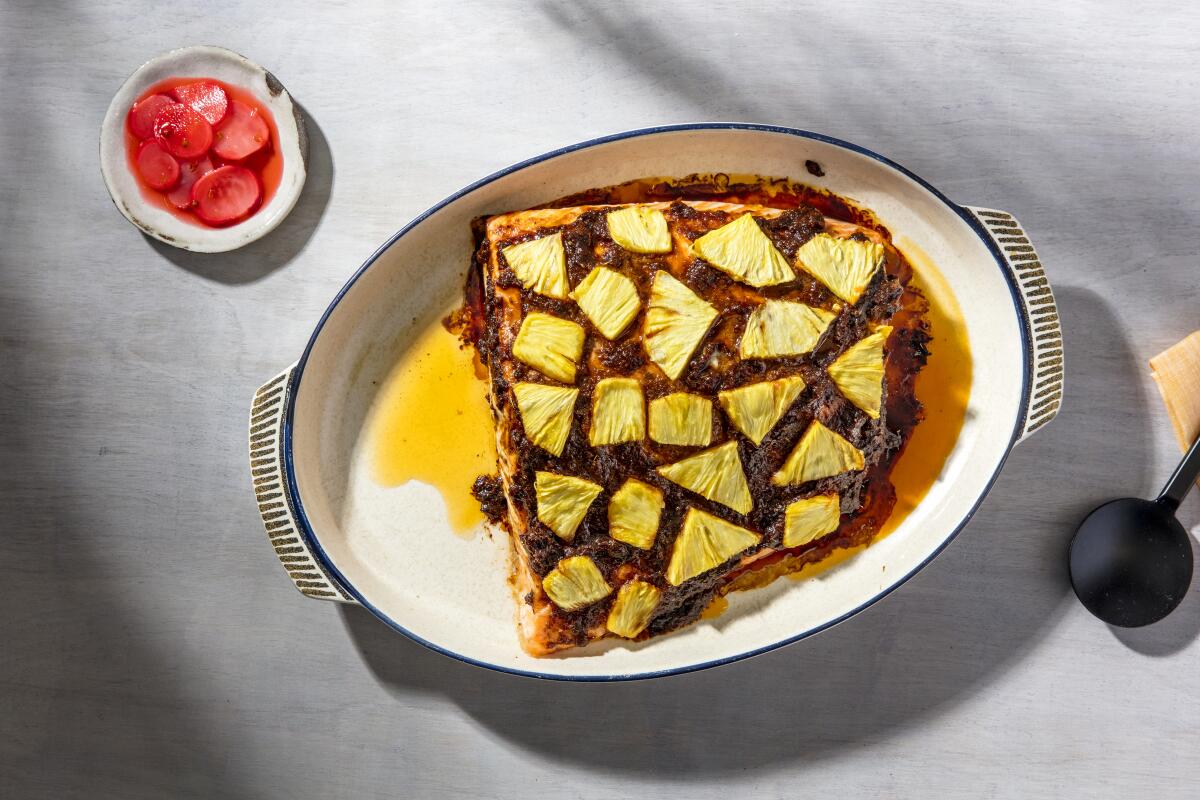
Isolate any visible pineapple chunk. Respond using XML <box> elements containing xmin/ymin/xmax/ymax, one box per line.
<box><xmin>570</xmin><ymin>267</ymin><xmax>640</xmax><ymax>339</ymax></box>
<box><xmin>512</xmin><ymin>383</ymin><xmax>578</xmax><ymax>456</ymax></box>
<box><xmin>589</xmin><ymin>378</ymin><xmax>645</xmax><ymax>446</ymax></box>
<box><xmin>783</xmin><ymin>493</ymin><xmax>841</xmax><ymax>549</ymax></box>
<box><xmin>648</xmin><ymin>392</ymin><xmax>712</xmax><ymax>446</ymax></box>
<box><xmin>535</xmin><ymin>471</ymin><xmax>603</xmax><ymax>542</ymax></box>
<box><xmin>795</xmin><ymin>233</ymin><xmax>883</xmax><ymax>304</ymax></box>
<box><xmin>502</xmin><ymin>233</ymin><xmax>568</xmax><ymax>299</ymax></box>
<box><xmin>771</xmin><ymin>421</ymin><xmax>865</xmax><ymax>486</ymax></box>
<box><xmin>718</xmin><ymin>376</ymin><xmax>806</xmax><ymax>445</ymax></box>
<box><xmin>512</xmin><ymin>312</ymin><xmax>585</xmax><ymax>384</ymax></box>
<box><xmin>542</xmin><ymin>555</ymin><xmax>611</xmax><ymax>611</ymax></box>
<box><xmin>657</xmin><ymin>440</ymin><xmax>753</xmax><ymax>514</ymax></box>
<box><xmin>666</xmin><ymin>508</ymin><xmax>761</xmax><ymax>586</ymax></box>
<box><xmin>644</xmin><ymin>271</ymin><xmax>718</xmax><ymax>380</ymax></box>
<box><xmin>692</xmin><ymin>213</ymin><xmax>795</xmax><ymax>287</ymax></box>
<box><xmin>608</xmin><ymin>479</ymin><xmax>665</xmax><ymax>549</ymax></box>
<box><xmin>607</xmin><ymin>206</ymin><xmax>672</xmax><ymax>254</ymax></box>
<box><xmin>740</xmin><ymin>300</ymin><xmax>836</xmax><ymax>359</ymax></box>
<box><xmin>829</xmin><ymin>326</ymin><xmax>892</xmax><ymax>419</ymax></box>
<box><xmin>606</xmin><ymin>580</ymin><xmax>662</xmax><ymax>638</ymax></box>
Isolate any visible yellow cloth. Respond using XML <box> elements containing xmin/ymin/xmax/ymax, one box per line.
<box><xmin>1150</xmin><ymin>331</ymin><xmax>1200</xmax><ymax>459</ymax></box>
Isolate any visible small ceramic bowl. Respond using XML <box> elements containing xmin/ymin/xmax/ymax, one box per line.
<box><xmin>99</xmin><ymin>45</ymin><xmax>308</xmax><ymax>253</ymax></box>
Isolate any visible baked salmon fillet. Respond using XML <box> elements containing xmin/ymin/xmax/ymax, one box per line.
<box><xmin>467</xmin><ymin>199</ymin><xmax>926</xmax><ymax>655</ymax></box>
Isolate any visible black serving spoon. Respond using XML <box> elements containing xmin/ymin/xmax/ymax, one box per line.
<box><xmin>1069</xmin><ymin>432</ymin><xmax>1199</xmax><ymax>626</ymax></box>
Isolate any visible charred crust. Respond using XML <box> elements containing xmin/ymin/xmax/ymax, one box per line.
<box><xmin>471</xmin><ymin>475</ymin><xmax>507</xmax><ymax>524</ymax></box>
<box><xmin>597</xmin><ymin>339</ymin><xmax>647</xmax><ymax>372</ymax></box>
<box><xmin>760</xmin><ymin>205</ymin><xmax>826</xmax><ymax>260</ymax></box>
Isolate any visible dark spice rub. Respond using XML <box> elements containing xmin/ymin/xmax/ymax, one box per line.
<box><xmin>463</xmin><ymin>178</ymin><xmax>929</xmax><ymax>655</ymax></box>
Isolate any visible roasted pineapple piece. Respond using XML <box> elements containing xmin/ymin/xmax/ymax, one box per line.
<box><xmin>644</xmin><ymin>271</ymin><xmax>718</xmax><ymax>380</ymax></box>
<box><xmin>512</xmin><ymin>312</ymin><xmax>585</xmax><ymax>384</ymax></box>
<box><xmin>795</xmin><ymin>233</ymin><xmax>883</xmax><ymax>304</ymax></box>
<box><xmin>657</xmin><ymin>440</ymin><xmax>753</xmax><ymax>514</ymax></box>
<box><xmin>828</xmin><ymin>326</ymin><xmax>892</xmax><ymax>419</ymax></box>
<box><xmin>589</xmin><ymin>378</ymin><xmax>645</xmax><ymax>446</ymax></box>
<box><xmin>666</xmin><ymin>508</ymin><xmax>761</xmax><ymax>586</ymax></box>
<box><xmin>783</xmin><ymin>493</ymin><xmax>842</xmax><ymax>549</ymax></box>
<box><xmin>542</xmin><ymin>555</ymin><xmax>612</xmax><ymax>611</ymax></box>
<box><xmin>740</xmin><ymin>300</ymin><xmax>836</xmax><ymax>359</ymax></box>
<box><xmin>717</xmin><ymin>376</ymin><xmax>806</xmax><ymax>445</ymax></box>
<box><xmin>535</xmin><ymin>471</ymin><xmax>603</xmax><ymax>542</ymax></box>
<box><xmin>692</xmin><ymin>213</ymin><xmax>796</xmax><ymax>287</ymax></box>
<box><xmin>606</xmin><ymin>580</ymin><xmax>662</xmax><ymax>638</ymax></box>
<box><xmin>771</xmin><ymin>421</ymin><xmax>865</xmax><ymax>486</ymax></box>
<box><xmin>512</xmin><ymin>383</ymin><xmax>579</xmax><ymax>456</ymax></box>
<box><xmin>502</xmin><ymin>233</ymin><xmax>569</xmax><ymax>299</ymax></box>
<box><xmin>608</xmin><ymin>478</ymin><xmax>665</xmax><ymax>549</ymax></box>
<box><xmin>648</xmin><ymin>392</ymin><xmax>713</xmax><ymax>447</ymax></box>
<box><xmin>570</xmin><ymin>267</ymin><xmax>641</xmax><ymax>339</ymax></box>
<box><xmin>606</xmin><ymin>206</ymin><xmax>672</xmax><ymax>254</ymax></box>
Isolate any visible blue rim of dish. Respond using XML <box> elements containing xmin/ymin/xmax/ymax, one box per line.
<box><xmin>280</xmin><ymin>122</ymin><xmax>1032</xmax><ymax>681</ymax></box>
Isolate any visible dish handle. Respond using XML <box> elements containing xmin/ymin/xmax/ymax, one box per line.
<box><xmin>963</xmin><ymin>206</ymin><xmax>1065</xmax><ymax>443</ymax></box>
<box><xmin>249</xmin><ymin>367</ymin><xmax>357</xmax><ymax>604</ymax></box>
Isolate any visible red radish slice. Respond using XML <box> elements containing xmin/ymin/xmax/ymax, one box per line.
<box><xmin>167</xmin><ymin>156</ymin><xmax>214</xmax><ymax>209</ymax></box>
<box><xmin>153</xmin><ymin>104</ymin><xmax>213</xmax><ymax>159</ymax></box>
<box><xmin>136</xmin><ymin>140</ymin><xmax>180</xmax><ymax>190</ymax></box>
<box><xmin>192</xmin><ymin>165</ymin><xmax>261</xmax><ymax>225</ymax></box>
<box><xmin>128</xmin><ymin>94</ymin><xmax>178</xmax><ymax>139</ymax></box>
<box><xmin>172</xmin><ymin>80</ymin><xmax>229</xmax><ymax>125</ymax></box>
<box><xmin>212</xmin><ymin>101</ymin><xmax>270</xmax><ymax>160</ymax></box>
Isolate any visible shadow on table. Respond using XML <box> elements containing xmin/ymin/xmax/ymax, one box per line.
<box><xmin>0</xmin><ymin>324</ymin><xmax>260</xmax><ymax>795</ymax></box>
<box><xmin>148</xmin><ymin>104</ymin><xmax>333</xmax><ymax>285</ymax></box>
<box><xmin>340</xmin><ymin>287</ymin><xmax>1159</xmax><ymax>776</ymax></box>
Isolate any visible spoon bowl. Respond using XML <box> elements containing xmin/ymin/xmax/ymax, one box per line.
<box><xmin>1069</xmin><ymin>497</ymin><xmax>1193</xmax><ymax>627</ymax></box>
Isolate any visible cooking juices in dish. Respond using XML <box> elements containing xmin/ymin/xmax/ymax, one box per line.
<box><xmin>370</xmin><ymin>321</ymin><xmax>497</xmax><ymax>534</ymax></box>
<box><xmin>124</xmin><ymin>77</ymin><xmax>282</xmax><ymax>227</ymax></box>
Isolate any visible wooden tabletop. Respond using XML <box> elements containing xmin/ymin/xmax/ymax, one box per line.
<box><xmin>2</xmin><ymin>1</ymin><xmax>1198</xmax><ymax>797</ymax></box>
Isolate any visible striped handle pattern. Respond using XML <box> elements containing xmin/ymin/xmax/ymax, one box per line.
<box><xmin>964</xmin><ymin>206</ymin><xmax>1065</xmax><ymax>442</ymax></box>
<box><xmin>249</xmin><ymin>369</ymin><xmax>355</xmax><ymax>602</ymax></box>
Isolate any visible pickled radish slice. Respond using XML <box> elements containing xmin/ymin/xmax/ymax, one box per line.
<box><xmin>135</xmin><ymin>140</ymin><xmax>180</xmax><ymax>190</ymax></box>
<box><xmin>128</xmin><ymin>94</ymin><xmax>178</xmax><ymax>139</ymax></box>
<box><xmin>153</xmin><ymin>104</ymin><xmax>213</xmax><ymax>159</ymax></box>
<box><xmin>212</xmin><ymin>101</ymin><xmax>270</xmax><ymax>160</ymax></box>
<box><xmin>124</xmin><ymin>77</ymin><xmax>280</xmax><ymax>229</ymax></box>
<box><xmin>172</xmin><ymin>80</ymin><xmax>229</xmax><ymax>125</ymax></box>
<box><xmin>192</xmin><ymin>165</ymin><xmax>261</xmax><ymax>225</ymax></box>
<box><xmin>167</xmin><ymin>156</ymin><xmax>214</xmax><ymax>210</ymax></box>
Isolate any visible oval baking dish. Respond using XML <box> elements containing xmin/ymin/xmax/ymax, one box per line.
<box><xmin>247</xmin><ymin>124</ymin><xmax>1063</xmax><ymax>680</ymax></box>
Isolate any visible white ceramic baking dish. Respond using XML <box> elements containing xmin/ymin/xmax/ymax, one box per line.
<box><xmin>247</xmin><ymin>124</ymin><xmax>1063</xmax><ymax>680</ymax></box>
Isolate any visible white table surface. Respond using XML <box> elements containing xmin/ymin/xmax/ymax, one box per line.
<box><xmin>3</xmin><ymin>1</ymin><xmax>1199</xmax><ymax>797</ymax></box>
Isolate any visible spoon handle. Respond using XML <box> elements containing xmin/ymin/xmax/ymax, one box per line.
<box><xmin>1157</xmin><ymin>431</ymin><xmax>1200</xmax><ymax>512</ymax></box>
